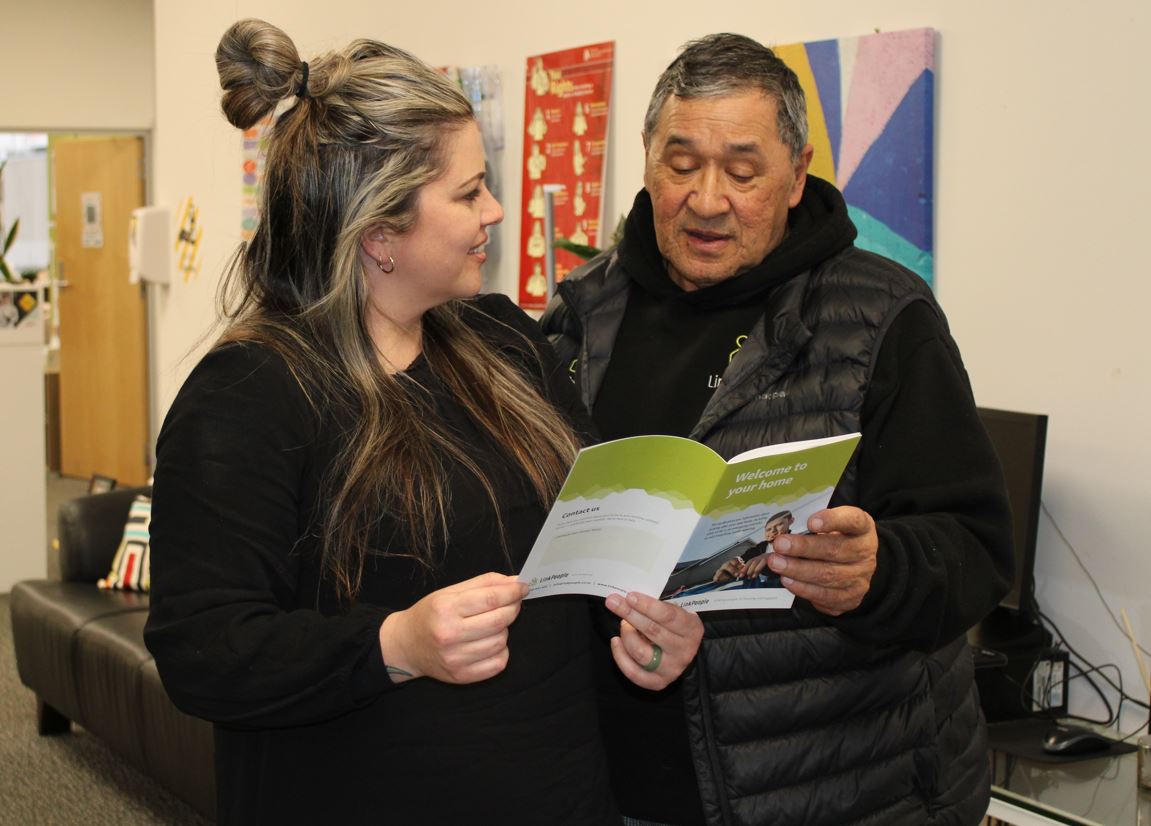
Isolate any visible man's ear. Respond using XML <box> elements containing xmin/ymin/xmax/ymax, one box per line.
<box><xmin>642</xmin><ymin>130</ymin><xmax>655</xmax><ymax>192</ymax></box>
<box><xmin>788</xmin><ymin>144</ymin><xmax>815</xmax><ymax>208</ymax></box>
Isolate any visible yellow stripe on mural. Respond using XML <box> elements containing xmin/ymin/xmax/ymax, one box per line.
<box><xmin>773</xmin><ymin>43</ymin><xmax>836</xmax><ymax>185</ymax></box>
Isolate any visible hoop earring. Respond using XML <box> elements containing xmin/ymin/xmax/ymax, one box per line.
<box><xmin>377</xmin><ymin>256</ymin><xmax>395</xmax><ymax>274</ymax></box>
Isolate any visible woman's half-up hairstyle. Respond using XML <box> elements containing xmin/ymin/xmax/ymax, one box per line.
<box><xmin>214</xmin><ymin>20</ymin><xmax>581</xmax><ymax>600</ymax></box>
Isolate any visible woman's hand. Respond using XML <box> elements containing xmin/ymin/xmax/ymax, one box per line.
<box><xmin>605</xmin><ymin>592</ymin><xmax>704</xmax><ymax>690</ymax></box>
<box><xmin>378</xmin><ymin>572</ymin><xmax>528</xmax><ymax>684</ymax></box>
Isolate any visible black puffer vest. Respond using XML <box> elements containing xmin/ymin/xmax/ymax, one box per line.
<box><xmin>542</xmin><ymin>246</ymin><xmax>990</xmax><ymax>826</ymax></box>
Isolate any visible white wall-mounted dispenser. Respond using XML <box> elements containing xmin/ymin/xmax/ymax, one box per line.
<box><xmin>128</xmin><ymin>206</ymin><xmax>171</xmax><ymax>285</ymax></box>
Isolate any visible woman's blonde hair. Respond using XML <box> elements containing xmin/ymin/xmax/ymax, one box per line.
<box><xmin>214</xmin><ymin>19</ymin><xmax>581</xmax><ymax>599</ymax></box>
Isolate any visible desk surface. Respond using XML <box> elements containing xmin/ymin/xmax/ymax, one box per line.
<box><xmin>991</xmin><ymin>746</ymin><xmax>1150</xmax><ymax>825</ymax></box>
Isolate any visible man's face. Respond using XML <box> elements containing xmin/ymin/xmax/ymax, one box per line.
<box><xmin>764</xmin><ymin>516</ymin><xmax>793</xmax><ymax>542</ymax></box>
<box><xmin>643</xmin><ymin>91</ymin><xmax>813</xmax><ymax>292</ymax></box>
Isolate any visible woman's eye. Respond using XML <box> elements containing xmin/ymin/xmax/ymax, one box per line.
<box><xmin>463</xmin><ymin>188</ymin><xmax>482</xmax><ymax>202</ymax></box>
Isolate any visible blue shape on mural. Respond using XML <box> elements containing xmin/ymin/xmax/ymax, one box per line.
<box><xmin>842</xmin><ymin>71</ymin><xmax>934</xmax><ymax>252</ymax></box>
<box><xmin>848</xmin><ymin>205</ymin><xmax>934</xmax><ymax>287</ymax></box>
<box><xmin>804</xmin><ymin>40</ymin><xmax>843</xmax><ymax>169</ymax></box>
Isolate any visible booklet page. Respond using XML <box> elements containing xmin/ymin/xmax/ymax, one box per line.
<box><xmin>519</xmin><ymin>432</ymin><xmax>860</xmax><ymax>611</ymax></box>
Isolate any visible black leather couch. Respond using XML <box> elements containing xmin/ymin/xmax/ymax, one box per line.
<box><xmin>9</xmin><ymin>487</ymin><xmax>215</xmax><ymax>819</ymax></box>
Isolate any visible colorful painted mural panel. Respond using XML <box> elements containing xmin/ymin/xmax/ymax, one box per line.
<box><xmin>779</xmin><ymin>27</ymin><xmax>935</xmax><ymax>287</ymax></box>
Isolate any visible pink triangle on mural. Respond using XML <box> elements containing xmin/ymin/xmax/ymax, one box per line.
<box><xmin>837</xmin><ymin>28</ymin><xmax>933</xmax><ymax>189</ymax></box>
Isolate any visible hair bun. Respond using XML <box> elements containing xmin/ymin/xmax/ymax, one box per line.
<box><xmin>216</xmin><ymin>18</ymin><xmax>303</xmax><ymax>129</ymax></box>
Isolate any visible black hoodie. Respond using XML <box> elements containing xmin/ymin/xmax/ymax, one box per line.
<box><xmin>594</xmin><ymin>176</ymin><xmax>856</xmax><ymax>440</ymax></box>
<box><xmin>588</xmin><ymin>178</ymin><xmax>1011</xmax><ymax>825</ymax></box>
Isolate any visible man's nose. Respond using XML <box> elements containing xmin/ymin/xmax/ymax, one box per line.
<box><xmin>688</xmin><ymin>167</ymin><xmax>730</xmax><ymax>218</ymax></box>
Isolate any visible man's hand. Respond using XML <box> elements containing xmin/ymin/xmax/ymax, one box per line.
<box><xmin>604</xmin><ymin>592</ymin><xmax>704</xmax><ymax>690</ymax></box>
<box><xmin>765</xmin><ymin>506</ymin><xmax>878</xmax><ymax>616</ymax></box>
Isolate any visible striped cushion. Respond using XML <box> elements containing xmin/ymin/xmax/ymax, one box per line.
<box><xmin>98</xmin><ymin>495</ymin><xmax>151</xmax><ymax>592</ymax></box>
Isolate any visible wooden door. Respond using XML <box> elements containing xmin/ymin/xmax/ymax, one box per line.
<box><xmin>54</xmin><ymin>136</ymin><xmax>149</xmax><ymax>485</ymax></box>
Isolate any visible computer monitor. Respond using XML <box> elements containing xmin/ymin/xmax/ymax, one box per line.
<box><xmin>976</xmin><ymin>407</ymin><xmax>1049</xmax><ymax>620</ymax></box>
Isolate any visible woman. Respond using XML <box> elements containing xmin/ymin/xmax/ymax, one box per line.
<box><xmin>144</xmin><ymin>20</ymin><xmax>702</xmax><ymax>825</ymax></box>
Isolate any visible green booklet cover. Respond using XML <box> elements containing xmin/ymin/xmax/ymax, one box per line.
<box><xmin>519</xmin><ymin>432</ymin><xmax>861</xmax><ymax>611</ymax></box>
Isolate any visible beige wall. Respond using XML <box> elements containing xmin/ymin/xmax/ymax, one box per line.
<box><xmin>143</xmin><ymin>0</ymin><xmax>1149</xmax><ymax>728</ymax></box>
<box><xmin>4</xmin><ymin>0</ymin><xmax>154</xmax><ymax>131</ymax></box>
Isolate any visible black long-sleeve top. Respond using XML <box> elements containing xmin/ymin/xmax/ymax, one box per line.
<box><xmin>144</xmin><ymin>295</ymin><xmax>618</xmax><ymax>825</ymax></box>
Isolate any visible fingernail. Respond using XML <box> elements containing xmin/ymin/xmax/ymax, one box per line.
<box><xmin>774</xmin><ymin>537</ymin><xmax>791</xmax><ymax>553</ymax></box>
<box><xmin>810</xmin><ymin>517</ymin><xmax>823</xmax><ymax>532</ymax></box>
<box><xmin>605</xmin><ymin>594</ymin><xmax>622</xmax><ymax>611</ymax></box>
<box><xmin>769</xmin><ymin>554</ymin><xmax>786</xmax><ymax>571</ymax></box>
<box><xmin>626</xmin><ymin>593</ymin><xmax>640</xmax><ymax>606</ymax></box>
<box><xmin>781</xmin><ymin>577</ymin><xmax>794</xmax><ymax>586</ymax></box>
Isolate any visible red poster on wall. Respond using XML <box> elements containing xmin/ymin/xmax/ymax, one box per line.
<box><xmin>517</xmin><ymin>42</ymin><xmax>614</xmax><ymax>310</ymax></box>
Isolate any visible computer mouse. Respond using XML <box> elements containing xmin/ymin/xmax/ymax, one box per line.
<box><xmin>1041</xmin><ymin>724</ymin><xmax>1113</xmax><ymax>755</ymax></box>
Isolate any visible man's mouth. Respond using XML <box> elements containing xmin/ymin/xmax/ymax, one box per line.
<box><xmin>686</xmin><ymin>229</ymin><xmax>729</xmax><ymax>241</ymax></box>
<box><xmin>684</xmin><ymin>228</ymin><xmax>732</xmax><ymax>249</ymax></box>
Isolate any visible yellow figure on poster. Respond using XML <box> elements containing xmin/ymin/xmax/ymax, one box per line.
<box><xmin>530</xmin><ymin>58</ymin><xmax>549</xmax><ymax>96</ymax></box>
<box><xmin>525</xmin><ymin>262</ymin><xmax>546</xmax><ymax>297</ymax></box>
<box><xmin>528</xmin><ymin>107</ymin><xmax>547</xmax><ymax>141</ymax></box>
<box><xmin>527</xmin><ymin>220</ymin><xmax>547</xmax><ymax>258</ymax></box>
<box><xmin>570</xmin><ymin>220</ymin><xmax>589</xmax><ymax>246</ymax></box>
<box><xmin>572</xmin><ymin>140</ymin><xmax>586</xmax><ymax>176</ymax></box>
<box><xmin>573</xmin><ymin>181</ymin><xmax>587</xmax><ymax>217</ymax></box>
<box><xmin>174</xmin><ymin>196</ymin><xmax>203</xmax><ymax>281</ymax></box>
<box><xmin>572</xmin><ymin>101</ymin><xmax>588</xmax><ymax>136</ymax></box>
<box><xmin>527</xmin><ymin>143</ymin><xmax>547</xmax><ymax>181</ymax></box>
<box><xmin>529</xmin><ymin>185</ymin><xmax>545</xmax><ymax>219</ymax></box>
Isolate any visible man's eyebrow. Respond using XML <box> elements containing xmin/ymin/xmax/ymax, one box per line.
<box><xmin>663</xmin><ymin>134</ymin><xmax>762</xmax><ymax>155</ymax></box>
<box><xmin>726</xmin><ymin>141</ymin><xmax>762</xmax><ymax>155</ymax></box>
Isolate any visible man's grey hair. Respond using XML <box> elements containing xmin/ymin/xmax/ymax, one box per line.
<box><xmin>643</xmin><ymin>33</ymin><xmax>809</xmax><ymax>160</ymax></box>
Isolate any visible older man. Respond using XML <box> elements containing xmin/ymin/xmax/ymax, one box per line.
<box><xmin>542</xmin><ymin>33</ymin><xmax>1013</xmax><ymax>826</ymax></box>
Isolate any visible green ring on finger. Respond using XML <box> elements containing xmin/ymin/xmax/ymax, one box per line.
<box><xmin>641</xmin><ymin>643</ymin><xmax>663</xmax><ymax>672</ymax></box>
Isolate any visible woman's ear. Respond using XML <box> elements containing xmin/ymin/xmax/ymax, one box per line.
<box><xmin>360</xmin><ymin>223</ymin><xmax>391</xmax><ymax>263</ymax></box>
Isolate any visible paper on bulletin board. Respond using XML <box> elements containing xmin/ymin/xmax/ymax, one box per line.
<box><xmin>241</xmin><ymin>115</ymin><xmax>273</xmax><ymax>242</ymax></box>
<box><xmin>441</xmin><ymin>64</ymin><xmax>506</xmax><ymax>293</ymax></box>
<box><xmin>518</xmin><ymin>42</ymin><xmax>613</xmax><ymax>310</ymax></box>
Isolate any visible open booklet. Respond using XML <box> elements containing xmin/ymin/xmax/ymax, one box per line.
<box><xmin>519</xmin><ymin>432</ymin><xmax>861</xmax><ymax>611</ymax></box>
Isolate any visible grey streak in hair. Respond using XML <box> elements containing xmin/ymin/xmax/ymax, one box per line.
<box><xmin>642</xmin><ymin>33</ymin><xmax>809</xmax><ymax>160</ymax></box>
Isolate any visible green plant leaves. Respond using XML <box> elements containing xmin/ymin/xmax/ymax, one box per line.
<box><xmin>4</xmin><ymin>218</ymin><xmax>19</xmax><ymax>255</ymax></box>
<box><xmin>0</xmin><ymin>218</ymin><xmax>19</xmax><ymax>283</ymax></box>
